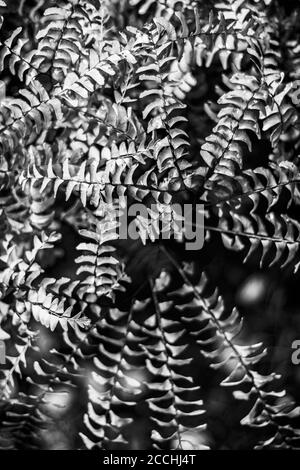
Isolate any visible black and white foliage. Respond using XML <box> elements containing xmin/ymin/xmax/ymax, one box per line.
<box><xmin>0</xmin><ymin>0</ymin><xmax>300</xmax><ymax>450</ymax></box>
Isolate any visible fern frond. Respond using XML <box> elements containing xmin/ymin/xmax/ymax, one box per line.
<box><xmin>0</xmin><ymin>313</ymin><xmax>36</xmax><ymax>400</ymax></box>
<box><xmin>209</xmin><ymin>212</ymin><xmax>300</xmax><ymax>269</ymax></box>
<box><xmin>80</xmin><ymin>303</ymin><xmax>145</xmax><ymax>449</ymax></box>
<box><xmin>21</xmin><ymin>144</ymin><xmax>174</xmax><ymax>207</ymax></box>
<box><xmin>76</xmin><ymin>221</ymin><xmax>129</xmax><ymax>301</ymax></box>
<box><xmin>27</xmin><ymin>282</ymin><xmax>90</xmax><ymax>332</ymax></box>
<box><xmin>163</xmin><ymin>253</ymin><xmax>300</xmax><ymax>449</ymax></box>
<box><xmin>1</xmin><ymin>0</ymin><xmax>300</xmax><ymax>451</ymax></box>
<box><xmin>0</xmin><ymin>231</ymin><xmax>60</xmax><ymax>299</ymax></box>
<box><xmin>200</xmin><ymin>74</ymin><xmax>267</xmax><ymax>180</ymax></box>
<box><xmin>204</xmin><ymin>161</ymin><xmax>300</xmax><ymax>211</ymax></box>
<box><xmin>146</xmin><ymin>278</ymin><xmax>208</xmax><ymax>449</ymax></box>
<box><xmin>0</xmin><ymin>83</ymin><xmax>63</xmax><ymax>154</ymax></box>
<box><xmin>0</xmin><ymin>27</ymin><xmax>35</xmax><ymax>83</ymax></box>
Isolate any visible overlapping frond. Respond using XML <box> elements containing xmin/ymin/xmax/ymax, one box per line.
<box><xmin>211</xmin><ymin>212</ymin><xmax>300</xmax><ymax>270</ymax></box>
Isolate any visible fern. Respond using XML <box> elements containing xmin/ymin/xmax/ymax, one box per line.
<box><xmin>1</xmin><ymin>0</ymin><xmax>300</xmax><ymax>451</ymax></box>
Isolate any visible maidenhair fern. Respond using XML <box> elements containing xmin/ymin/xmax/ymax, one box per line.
<box><xmin>1</xmin><ymin>0</ymin><xmax>300</xmax><ymax>450</ymax></box>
